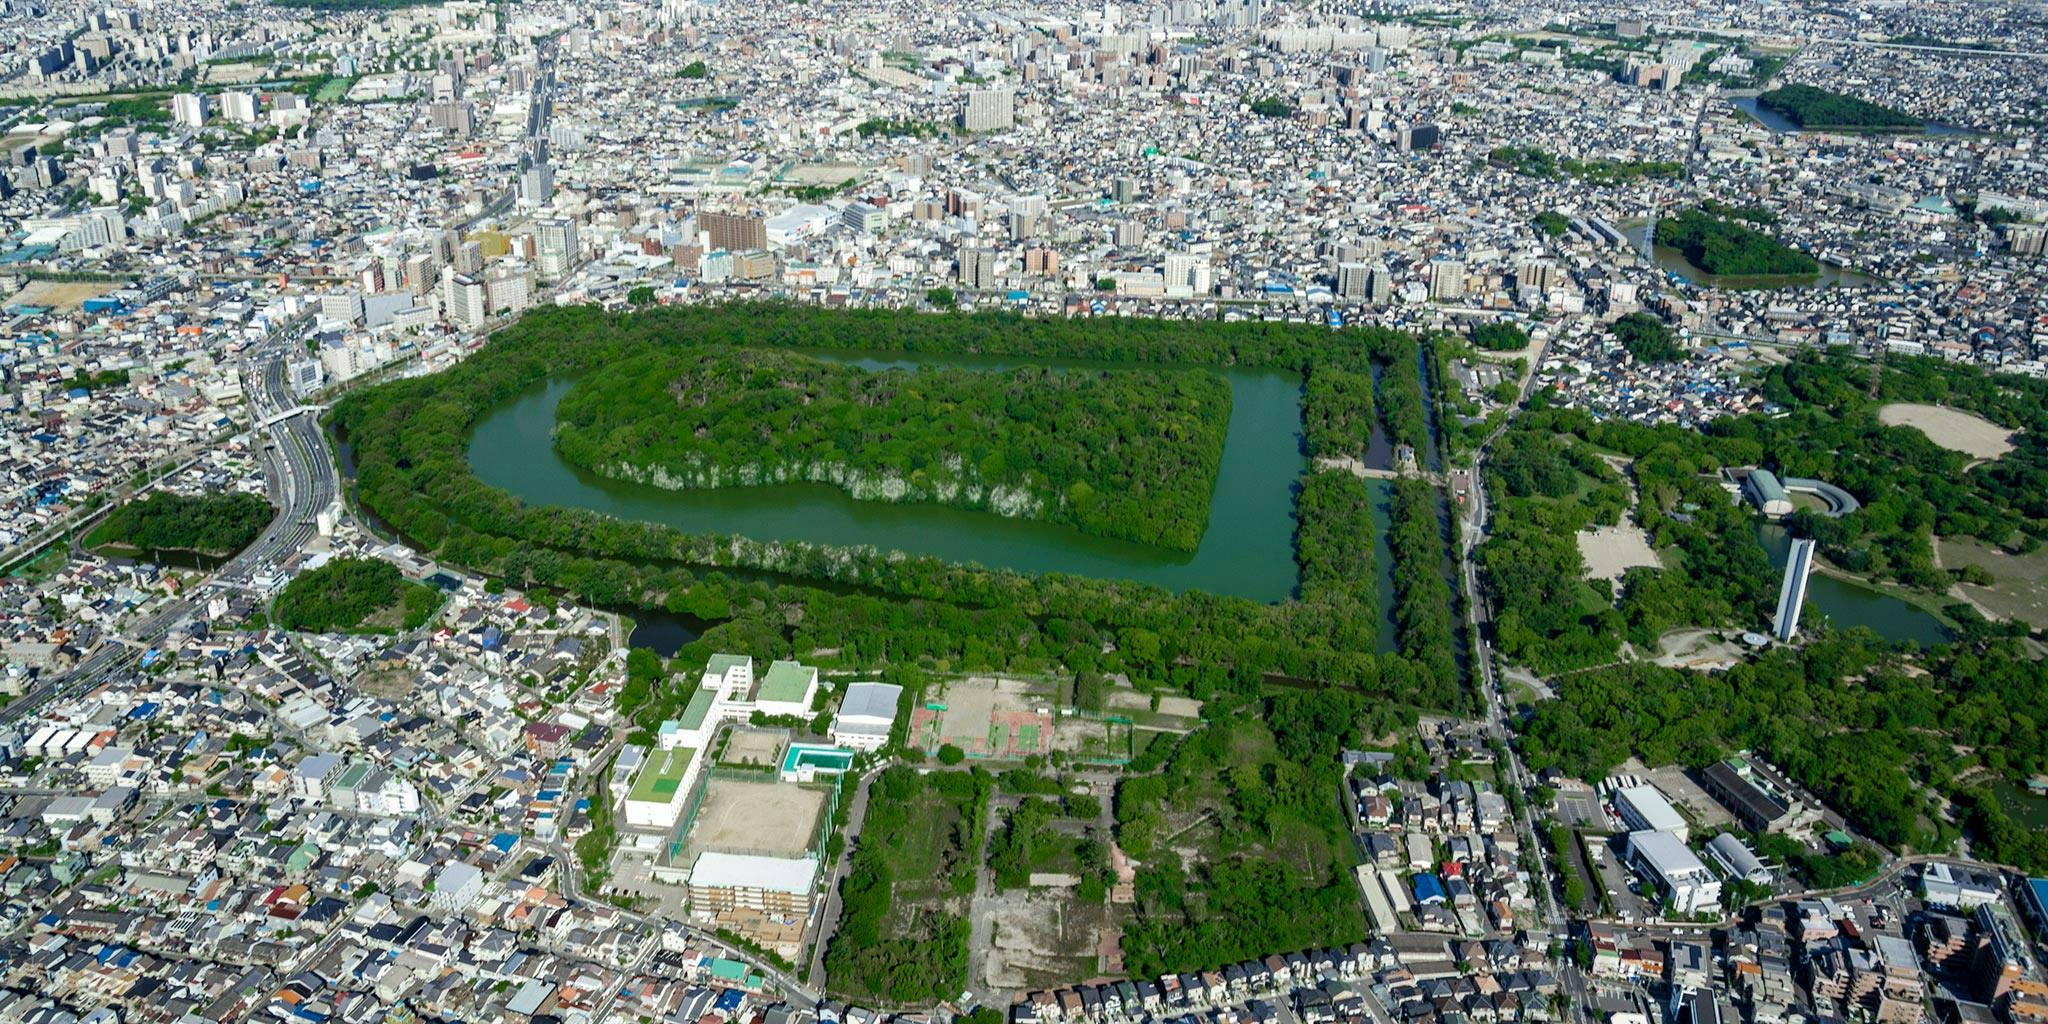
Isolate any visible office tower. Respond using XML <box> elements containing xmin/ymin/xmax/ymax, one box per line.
<box><xmin>171</xmin><ymin>93</ymin><xmax>209</xmax><ymax>127</ymax></box>
<box><xmin>319</xmin><ymin>290</ymin><xmax>365</xmax><ymax>324</ymax></box>
<box><xmin>962</xmin><ymin>88</ymin><xmax>1015</xmax><ymax>132</ymax></box>
<box><xmin>537</xmin><ymin>218</ymin><xmax>579</xmax><ymax>276</ymax></box>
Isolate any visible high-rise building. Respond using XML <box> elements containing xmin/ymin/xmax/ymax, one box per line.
<box><xmin>701</xmin><ymin>212</ymin><xmax>767</xmax><ymax>252</ymax></box>
<box><xmin>485</xmin><ymin>265</ymin><xmax>533</xmax><ymax>314</ymax></box>
<box><xmin>171</xmin><ymin>93</ymin><xmax>209</xmax><ymax>127</ymax></box>
<box><xmin>1337</xmin><ymin>261</ymin><xmax>1370</xmax><ymax>299</ymax></box>
<box><xmin>1428</xmin><ymin>258</ymin><xmax>1465</xmax><ymax>300</ymax></box>
<box><xmin>440</xmin><ymin>267</ymin><xmax>488</xmax><ymax>329</ymax></box>
<box><xmin>1400</xmin><ymin>121</ymin><xmax>1442</xmax><ymax>151</ymax></box>
<box><xmin>958</xmin><ymin>248</ymin><xmax>997</xmax><ymax>289</ymax></box>
<box><xmin>962</xmin><ymin>88</ymin><xmax>1015</xmax><ymax>132</ymax></box>
<box><xmin>1163</xmin><ymin>252</ymin><xmax>1210</xmax><ymax>297</ymax></box>
<box><xmin>319</xmin><ymin>290</ymin><xmax>365</xmax><ymax>324</ymax></box>
<box><xmin>405</xmin><ymin>251</ymin><xmax>442</xmax><ymax>297</ymax></box>
<box><xmin>221</xmin><ymin>90</ymin><xmax>260</xmax><ymax>124</ymax></box>
<box><xmin>430</xmin><ymin>100</ymin><xmax>475</xmax><ymax>135</ymax></box>
<box><xmin>537</xmin><ymin>218</ymin><xmax>579</xmax><ymax>277</ymax></box>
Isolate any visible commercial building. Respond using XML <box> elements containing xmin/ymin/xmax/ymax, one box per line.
<box><xmin>1922</xmin><ymin>862</ymin><xmax>2003</xmax><ymax>911</ymax></box>
<box><xmin>1705</xmin><ymin>833</ymin><xmax>1770</xmax><ymax>886</ymax></box>
<box><xmin>1615</xmin><ymin>783</ymin><xmax>1690</xmax><ymax>841</ymax></box>
<box><xmin>1626</xmin><ymin>829</ymin><xmax>1722</xmax><ymax>914</ymax></box>
<box><xmin>830</xmin><ymin>681</ymin><xmax>902</xmax><ymax>751</ymax></box>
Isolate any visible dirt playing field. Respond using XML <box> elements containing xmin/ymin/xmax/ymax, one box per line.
<box><xmin>1879</xmin><ymin>403</ymin><xmax>2015</xmax><ymax>460</ymax></box>
<box><xmin>1577</xmin><ymin>524</ymin><xmax>1663</xmax><ymax>584</ymax></box>
<box><xmin>680</xmin><ymin>777</ymin><xmax>826</xmax><ymax>860</ymax></box>
<box><xmin>721</xmin><ymin>728</ymin><xmax>784</xmax><ymax>767</ymax></box>
<box><xmin>7</xmin><ymin>280</ymin><xmax>116</xmax><ymax>312</ymax></box>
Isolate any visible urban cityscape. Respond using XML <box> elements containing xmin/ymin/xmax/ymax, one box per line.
<box><xmin>1</xmin><ymin>0</ymin><xmax>2047</xmax><ymax>1022</ymax></box>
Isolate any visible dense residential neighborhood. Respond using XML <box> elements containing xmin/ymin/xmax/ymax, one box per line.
<box><xmin>3</xmin><ymin>0</ymin><xmax>2048</xmax><ymax>1021</ymax></box>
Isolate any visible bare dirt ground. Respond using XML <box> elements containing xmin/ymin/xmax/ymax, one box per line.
<box><xmin>1649</xmin><ymin>629</ymin><xmax>1748</xmax><ymax>671</ymax></box>
<box><xmin>680</xmin><ymin>778</ymin><xmax>825</xmax><ymax>860</ymax></box>
<box><xmin>981</xmin><ymin>892</ymin><xmax>1110</xmax><ymax>993</ymax></box>
<box><xmin>1577</xmin><ymin>525</ymin><xmax>1663</xmax><ymax>584</ymax></box>
<box><xmin>7</xmin><ymin>280</ymin><xmax>114</xmax><ymax>312</ymax></box>
<box><xmin>1879</xmin><ymin>403</ymin><xmax>2015</xmax><ymax>460</ymax></box>
<box><xmin>1638</xmin><ymin>763</ymin><xmax>1737</xmax><ymax>830</ymax></box>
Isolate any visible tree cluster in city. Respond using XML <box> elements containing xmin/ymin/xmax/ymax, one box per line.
<box><xmin>272</xmin><ymin>557</ymin><xmax>441</xmax><ymax>634</ymax></box>
<box><xmin>1115</xmin><ymin>693</ymin><xmax>1384</xmax><ymax>976</ymax></box>
<box><xmin>553</xmin><ymin>346</ymin><xmax>1232</xmax><ymax>550</ymax></box>
<box><xmin>86</xmin><ymin>490</ymin><xmax>274</xmax><ymax>557</ymax></box>
<box><xmin>1655</xmin><ymin>207</ymin><xmax>1820</xmax><ymax>277</ymax></box>
<box><xmin>1757</xmin><ymin>84</ymin><xmax>1922</xmax><ymax>130</ymax></box>
<box><xmin>1516</xmin><ymin>629</ymin><xmax>2048</xmax><ymax>858</ymax></box>
<box><xmin>1610</xmin><ymin>312</ymin><xmax>1683</xmax><ymax>363</ymax></box>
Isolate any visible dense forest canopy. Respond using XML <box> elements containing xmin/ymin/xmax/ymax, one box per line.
<box><xmin>553</xmin><ymin>347</ymin><xmax>1231</xmax><ymax>551</ymax></box>
<box><xmin>86</xmin><ymin>491</ymin><xmax>273</xmax><ymax>557</ymax></box>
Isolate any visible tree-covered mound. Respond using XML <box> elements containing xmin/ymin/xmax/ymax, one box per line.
<box><xmin>1757</xmin><ymin>84</ymin><xmax>1922</xmax><ymax>131</ymax></box>
<box><xmin>552</xmin><ymin>347</ymin><xmax>1231</xmax><ymax>551</ymax></box>
<box><xmin>86</xmin><ymin>491</ymin><xmax>274</xmax><ymax>558</ymax></box>
<box><xmin>329</xmin><ymin>303</ymin><xmax>1467</xmax><ymax>712</ymax></box>
<box><xmin>1656</xmin><ymin>207</ymin><xmax>1820</xmax><ymax>277</ymax></box>
<box><xmin>274</xmin><ymin>557</ymin><xmax>442</xmax><ymax>634</ymax></box>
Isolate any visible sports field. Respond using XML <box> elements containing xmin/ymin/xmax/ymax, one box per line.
<box><xmin>680</xmin><ymin>777</ymin><xmax>825</xmax><ymax>860</ymax></box>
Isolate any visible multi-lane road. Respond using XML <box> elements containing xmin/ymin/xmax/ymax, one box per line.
<box><xmin>2</xmin><ymin>314</ymin><xmax>331</xmax><ymax>725</ymax></box>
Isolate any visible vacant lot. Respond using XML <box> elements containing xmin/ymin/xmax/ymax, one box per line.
<box><xmin>981</xmin><ymin>892</ymin><xmax>1111</xmax><ymax>992</ymax></box>
<box><xmin>1939</xmin><ymin>536</ymin><xmax>2048</xmax><ymax>629</ymax></box>
<box><xmin>7</xmin><ymin>280</ymin><xmax>115</xmax><ymax>312</ymax></box>
<box><xmin>1879</xmin><ymin>403</ymin><xmax>2015</xmax><ymax>460</ymax></box>
<box><xmin>910</xmin><ymin>676</ymin><xmax>1057</xmax><ymax>759</ymax></box>
<box><xmin>681</xmin><ymin>777</ymin><xmax>825</xmax><ymax>860</ymax></box>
